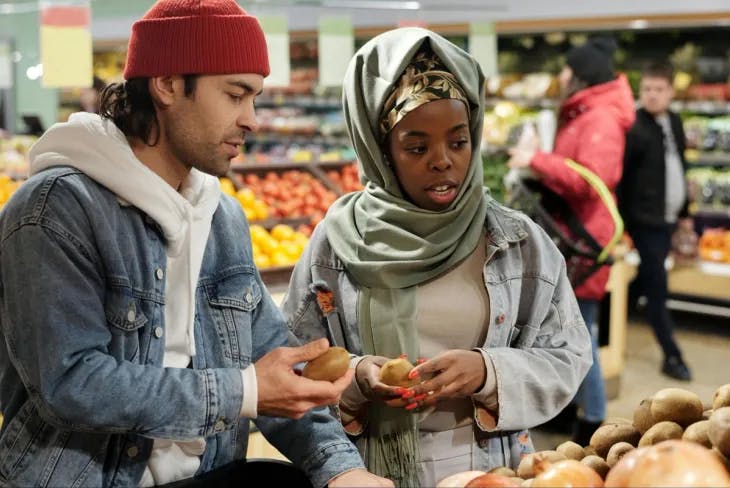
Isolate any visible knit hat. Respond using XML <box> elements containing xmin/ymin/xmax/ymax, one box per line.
<box><xmin>566</xmin><ymin>36</ymin><xmax>617</xmax><ymax>86</ymax></box>
<box><xmin>124</xmin><ymin>0</ymin><xmax>270</xmax><ymax>80</ymax></box>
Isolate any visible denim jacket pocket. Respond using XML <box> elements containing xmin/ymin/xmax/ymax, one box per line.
<box><xmin>205</xmin><ymin>268</ymin><xmax>261</xmax><ymax>367</ymax></box>
<box><xmin>0</xmin><ymin>401</ymin><xmax>44</xmax><ymax>482</ymax></box>
<box><xmin>104</xmin><ymin>288</ymin><xmax>148</xmax><ymax>332</ymax></box>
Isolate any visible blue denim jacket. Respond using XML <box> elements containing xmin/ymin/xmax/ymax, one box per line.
<box><xmin>0</xmin><ymin>167</ymin><xmax>363</xmax><ymax>487</ymax></box>
<box><xmin>281</xmin><ymin>198</ymin><xmax>592</xmax><ymax>471</ymax></box>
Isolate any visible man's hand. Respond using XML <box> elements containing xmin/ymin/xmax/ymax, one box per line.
<box><xmin>328</xmin><ymin>468</ymin><xmax>394</xmax><ymax>487</ymax></box>
<box><xmin>255</xmin><ymin>338</ymin><xmax>355</xmax><ymax>419</ymax></box>
<box><xmin>400</xmin><ymin>350</ymin><xmax>486</xmax><ymax>410</ymax></box>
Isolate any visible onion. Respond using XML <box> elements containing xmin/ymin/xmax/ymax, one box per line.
<box><xmin>605</xmin><ymin>439</ymin><xmax>730</xmax><ymax>487</ymax></box>
<box><xmin>530</xmin><ymin>457</ymin><xmax>603</xmax><ymax>487</ymax></box>
<box><xmin>465</xmin><ymin>473</ymin><xmax>522</xmax><ymax>487</ymax></box>
<box><xmin>436</xmin><ymin>471</ymin><xmax>486</xmax><ymax>487</ymax></box>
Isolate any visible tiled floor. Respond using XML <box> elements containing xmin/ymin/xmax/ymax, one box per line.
<box><xmin>532</xmin><ymin>308</ymin><xmax>730</xmax><ymax>450</ymax></box>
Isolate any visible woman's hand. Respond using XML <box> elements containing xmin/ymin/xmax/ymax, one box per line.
<box><xmin>355</xmin><ymin>355</ymin><xmax>412</xmax><ymax>407</ymax></box>
<box><xmin>400</xmin><ymin>350</ymin><xmax>486</xmax><ymax>410</ymax></box>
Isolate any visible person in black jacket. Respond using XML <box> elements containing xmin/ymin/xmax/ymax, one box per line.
<box><xmin>619</xmin><ymin>61</ymin><xmax>692</xmax><ymax>381</ymax></box>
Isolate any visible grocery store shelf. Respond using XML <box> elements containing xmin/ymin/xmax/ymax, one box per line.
<box><xmin>230</xmin><ymin>160</ymin><xmax>354</xmax><ymax>173</ymax></box>
<box><xmin>484</xmin><ymin>97</ymin><xmax>558</xmax><ymax>109</ymax></box>
<box><xmin>688</xmin><ymin>152</ymin><xmax>730</xmax><ymax>167</ymax></box>
<box><xmin>259</xmin><ymin>265</ymin><xmax>294</xmax><ymax>291</ymax></box>
<box><xmin>250</xmin><ymin>217</ymin><xmax>311</xmax><ymax>230</ymax></box>
<box><xmin>693</xmin><ymin>206</ymin><xmax>730</xmax><ymax>219</ymax></box>
<box><xmin>671</xmin><ymin>100</ymin><xmax>730</xmax><ymax>116</ymax></box>
<box><xmin>246</xmin><ymin>133</ymin><xmax>350</xmax><ymax>147</ymax></box>
<box><xmin>256</xmin><ymin>97</ymin><xmax>341</xmax><ymax>111</ymax></box>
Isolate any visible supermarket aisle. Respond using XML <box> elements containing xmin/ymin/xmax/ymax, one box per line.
<box><xmin>532</xmin><ymin>310</ymin><xmax>730</xmax><ymax>450</ymax></box>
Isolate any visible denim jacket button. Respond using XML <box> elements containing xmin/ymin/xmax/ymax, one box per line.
<box><xmin>155</xmin><ymin>268</ymin><xmax>164</xmax><ymax>280</ymax></box>
<box><xmin>127</xmin><ymin>309</ymin><xmax>136</xmax><ymax>322</ymax></box>
<box><xmin>154</xmin><ymin>327</ymin><xmax>163</xmax><ymax>339</ymax></box>
<box><xmin>245</xmin><ymin>292</ymin><xmax>253</xmax><ymax>303</ymax></box>
<box><xmin>214</xmin><ymin>420</ymin><xmax>226</xmax><ymax>432</ymax></box>
<box><xmin>127</xmin><ymin>446</ymin><xmax>139</xmax><ymax>458</ymax></box>
<box><xmin>496</xmin><ymin>314</ymin><xmax>505</xmax><ymax>324</ymax></box>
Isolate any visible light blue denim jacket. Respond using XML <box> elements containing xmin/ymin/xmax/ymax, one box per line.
<box><xmin>281</xmin><ymin>197</ymin><xmax>592</xmax><ymax>470</ymax></box>
<box><xmin>0</xmin><ymin>167</ymin><xmax>364</xmax><ymax>487</ymax></box>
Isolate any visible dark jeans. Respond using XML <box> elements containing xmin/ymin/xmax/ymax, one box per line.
<box><xmin>159</xmin><ymin>459</ymin><xmax>314</xmax><ymax>488</ymax></box>
<box><xmin>628</xmin><ymin>224</ymin><xmax>683</xmax><ymax>359</ymax></box>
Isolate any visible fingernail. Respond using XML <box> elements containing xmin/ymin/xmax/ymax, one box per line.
<box><xmin>414</xmin><ymin>394</ymin><xmax>427</xmax><ymax>402</ymax></box>
<box><xmin>408</xmin><ymin>370</ymin><xmax>420</xmax><ymax>380</ymax></box>
<box><xmin>395</xmin><ymin>387</ymin><xmax>406</xmax><ymax>395</ymax></box>
<box><xmin>405</xmin><ymin>402</ymin><xmax>418</xmax><ymax>411</ymax></box>
<box><xmin>401</xmin><ymin>390</ymin><xmax>415</xmax><ymax>399</ymax></box>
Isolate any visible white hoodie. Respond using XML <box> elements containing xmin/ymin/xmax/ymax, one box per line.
<box><xmin>29</xmin><ymin>112</ymin><xmax>257</xmax><ymax>486</ymax></box>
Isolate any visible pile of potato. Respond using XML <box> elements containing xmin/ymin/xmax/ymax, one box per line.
<box><xmin>438</xmin><ymin>384</ymin><xmax>730</xmax><ymax>487</ymax></box>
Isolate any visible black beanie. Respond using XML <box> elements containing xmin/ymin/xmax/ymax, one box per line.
<box><xmin>566</xmin><ymin>36</ymin><xmax>617</xmax><ymax>86</ymax></box>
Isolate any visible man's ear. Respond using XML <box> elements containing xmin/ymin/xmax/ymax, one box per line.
<box><xmin>148</xmin><ymin>75</ymin><xmax>182</xmax><ymax>107</ymax></box>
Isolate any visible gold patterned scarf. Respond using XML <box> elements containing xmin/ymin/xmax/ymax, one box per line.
<box><xmin>379</xmin><ymin>46</ymin><xmax>469</xmax><ymax>140</ymax></box>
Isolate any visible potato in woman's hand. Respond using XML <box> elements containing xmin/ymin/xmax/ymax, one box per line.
<box><xmin>302</xmin><ymin>346</ymin><xmax>350</xmax><ymax>382</ymax></box>
<box><xmin>379</xmin><ymin>357</ymin><xmax>418</xmax><ymax>387</ymax></box>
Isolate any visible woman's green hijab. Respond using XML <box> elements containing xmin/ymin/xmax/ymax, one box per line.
<box><xmin>325</xmin><ymin>28</ymin><xmax>488</xmax><ymax>486</ymax></box>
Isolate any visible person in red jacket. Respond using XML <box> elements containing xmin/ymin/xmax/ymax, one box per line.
<box><xmin>507</xmin><ymin>36</ymin><xmax>635</xmax><ymax>445</ymax></box>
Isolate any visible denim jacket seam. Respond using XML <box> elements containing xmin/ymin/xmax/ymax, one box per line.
<box><xmin>197</xmin><ymin>264</ymin><xmax>257</xmax><ymax>286</ymax></box>
<box><xmin>288</xmin><ymin>292</ymin><xmax>317</xmax><ymax>335</ymax></box>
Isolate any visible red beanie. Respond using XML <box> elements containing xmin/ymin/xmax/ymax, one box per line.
<box><xmin>123</xmin><ymin>0</ymin><xmax>270</xmax><ymax>80</ymax></box>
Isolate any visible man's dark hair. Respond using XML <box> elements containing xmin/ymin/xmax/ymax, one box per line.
<box><xmin>99</xmin><ymin>75</ymin><xmax>199</xmax><ymax>145</ymax></box>
<box><xmin>641</xmin><ymin>61</ymin><xmax>674</xmax><ymax>83</ymax></box>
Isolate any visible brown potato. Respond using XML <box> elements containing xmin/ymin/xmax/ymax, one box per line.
<box><xmin>683</xmin><ymin>420</ymin><xmax>712</xmax><ymax>448</ymax></box>
<box><xmin>583</xmin><ymin>445</ymin><xmax>598</xmax><ymax>457</ymax></box>
<box><xmin>606</xmin><ymin>442</ymin><xmax>634</xmax><ymax>468</ymax></box>
<box><xmin>580</xmin><ymin>455</ymin><xmax>610</xmax><ymax>479</ymax></box>
<box><xmin>301</xmin><ymin>346</ymin><xmax>350</xmax><ymax>382</ymax></box>
<box><xmin>650</xmin><ymin>388</ymin><xmax>704</xmax><ymax>427</ymax></box>
<box><xmin>638</xmin><ymin>420</ymin><xmax>683</xmax><ymax>447</ymax></box>
<box><xmin>589</xmin><ymin>422</ymin><xmax>641</xmax><ymax>458</ymax></box>
<box><xmin>556</xmin><ymin>440</ymin><xmax>585</xmax><ymax>461</ymax></box>
<box><xmin>713</xmin><ymin>384</ymin><xmax>730</xmax><ymax>410</ymax></box>
<box><xmin>709</xmin><ymin>406</ymin><xmax>730</xmax><ymax>457</ymax></box>
<box><xmin>379</xmin><ymin>357</ymin><xmax>417</xmax><ymax>387</ymax></box>
<box><xmin>633</xmin><ymin>397</ymin><xmax>655</xmax><ymax>434</ymax></box>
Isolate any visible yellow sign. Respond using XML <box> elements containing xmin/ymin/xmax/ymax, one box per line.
<box><xmin>41</xmin><ymin>26</ymin><xmax>92</xmax><ymax>88</ymax></box>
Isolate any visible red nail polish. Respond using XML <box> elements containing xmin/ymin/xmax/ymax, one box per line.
<box><xmin>402</xmin><ymin>390</ymin><xmax>414</xmax><ymax>399</ymax></box>
<box><xmin>414</xmin><ymin>394</ymin><xmax>427</xmax><ymax>402</ymax></box>
<box><xmin>405</xmin><ymin>403</ymin><xmax>418</xmax><ymax>410</ymax></box>
<box><xmin>408</xmin><ymin>370</ymin><xmax>420</xmax><ymax>380</ymax></box>
<box><xmin>395</xmin><ymin>387</ymin><xmax>406</xmax><ymax>395</ymax></box>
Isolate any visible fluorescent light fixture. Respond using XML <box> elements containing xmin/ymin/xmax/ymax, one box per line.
<box><xmin>629</xmin><ymin>19</ymin><xmax>649</xmax><ymax>29</ymax></box>
<box><xmin>320</xmin><ymin>0</ymin><xmax>420</xmax><ymax>9</ymax></box>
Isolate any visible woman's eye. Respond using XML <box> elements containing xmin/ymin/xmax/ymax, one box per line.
<box><xmin>452</xmin><ymin>139</ymin><xmax>469</xmax><ymax>149</ymax></box>
<box><xmin>406</xmin><ymin>146</ymin><xmax>426</xmax><ymax>155</ymax></box>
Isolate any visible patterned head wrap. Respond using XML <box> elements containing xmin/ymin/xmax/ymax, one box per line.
<box><xmin>379</xmin><ymin>45</ymin><xmax>469</xmax><ymax>140</ymax></box>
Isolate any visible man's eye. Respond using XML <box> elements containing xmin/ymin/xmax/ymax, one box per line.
<box><xmin>229</xmin><ymin>93</ymin><xmax>243</xmax><ymax>102</ymax></box>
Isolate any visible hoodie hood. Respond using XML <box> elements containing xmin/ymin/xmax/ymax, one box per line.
<box><xmin>342</xmin><ymin>27</ymin><xmax>485</xmax><ymax>197</ymax></box>
<box><xmin>29</xmin><ymin>112</ymin><xmax>221</xmax><ymax>357</ymax></box>
<box><xmin>561</xmin><ymin>73</ymin><xmax>636</xmax><ymax>131</ymax></box>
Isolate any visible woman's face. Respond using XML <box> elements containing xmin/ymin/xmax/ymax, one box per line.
<box><xmin>386</xmin><ymin>98</ymin><xmax>472</xmax><ymax>211</ymax></box>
